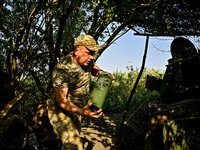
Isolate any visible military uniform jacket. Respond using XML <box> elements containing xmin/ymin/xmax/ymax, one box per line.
<box><xmin>50</xmin><ymin>52</ymin><xmax>94</xmax><ymax>109</ymax></box>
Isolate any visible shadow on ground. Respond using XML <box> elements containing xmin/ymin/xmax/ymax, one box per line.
<box><xmin>81</xmin><ymin>113</ymin><xmax>120</xmax><ymax>150</ymax></box>
<box><xmin>80</xmin><ymin>113</ymin><xmax>146</xmax><ymax>150</ymax></box>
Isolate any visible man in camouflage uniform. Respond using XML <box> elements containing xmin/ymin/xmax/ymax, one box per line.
<box><xmin>48</xmin><ymin>35</ymin><xmax>114</xmax><ymax>150</ymax></box>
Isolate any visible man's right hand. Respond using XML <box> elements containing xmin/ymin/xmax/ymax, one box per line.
<box><xmin>54</xmin><ymin>87</ymin><xmax>104</xmax><ymax>118</ymax></box>
<box><xmin>81</xmin><ymin>102</ymin><xmax>104</xmax><ymax>118</ymax></box>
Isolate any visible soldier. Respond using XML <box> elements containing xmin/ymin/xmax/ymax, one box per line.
<box><xmin>48</xmin><ymin>35</ymin><xmax>114</xmax><ymax>150</ymax></box>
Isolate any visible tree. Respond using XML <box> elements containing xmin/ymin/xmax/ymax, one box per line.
<box><xmin>127</xmin><ymin>0</ymin><xmax>200</xmax><ymax>36</ymax></box>
<box><xmin>0</xmin><ymin>0</ymin><xmax>199</xmax><ymax>147</ymax></box>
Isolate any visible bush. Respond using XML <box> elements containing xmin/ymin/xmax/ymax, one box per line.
<box><xmin>90</xmin><ymin>67</ymin><xmax>164</xmax><ymax>113</ymax></box>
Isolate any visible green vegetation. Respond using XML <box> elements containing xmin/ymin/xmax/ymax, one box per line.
<box><xmin>0</xmin><ymin>0</ymin><xmax>199</xmax><ymax>136</ymax></box>
<box><xmin>90</xmin><ymin>67</ymin><xmax>165</xmax><ymax>113</ymax></box>
<box><xmin>19</xmin><ymin>67</ymin><xmax>164</xmax><ymax>118</ymax></box>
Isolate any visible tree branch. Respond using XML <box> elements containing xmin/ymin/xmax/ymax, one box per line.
<box><xmin>88</xmin><ymin>6</ymin><xmax>100</xmax><ymax>35</ymax></box>
<box><xmin>117</xmin><ymin>36</ymin><xmax>149</xmax><ymax>135</ymax></box>
<box><xmin>55</xmin><ymin>1</ymin><xmax>79</xmax><ymax>59</ymax></box>
<box><xmin>11</xmin><ymin>0</ymin><xmax>47</xmax><ymax>87</ymax></box>
<box><xmin>94</xmin><ymin>3</ymin><xmax>153</xmax><ymax>61</ymax></box>
<box><xmin>63</xmin><ymin>2</ymin><xmax>81</xmax><ymax>55</ymax></box>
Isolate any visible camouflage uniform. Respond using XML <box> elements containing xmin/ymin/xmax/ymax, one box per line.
<box><xmin>48</xmin><ymin>52</ymin><xmax>94</xmax><ymax>150</ymax></box>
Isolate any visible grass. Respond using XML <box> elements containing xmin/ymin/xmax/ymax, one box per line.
<box><xmin>90</xmin><ymin>67</ymin><xmax>165</xmax><ymax>113</ymax></box>
<box><xmin>88</xmin><ymin>67</ymin><xmax>165</xmax><ymax>149</ymax></box>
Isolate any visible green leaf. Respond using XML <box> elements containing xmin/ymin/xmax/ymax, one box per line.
<box><xmin>167</xmin><ymin>24</ymin><xmax>171</xmax><ymax>30</ymax></box>
<box><xmin>7</xmin><ymin>37</ymin><xmax>11</xmax><ymax>41</ymax></box>
<box><xmin>165</xmin><ymin>18</ymin><xmax>169</xmax><ymax>23</ymax></box>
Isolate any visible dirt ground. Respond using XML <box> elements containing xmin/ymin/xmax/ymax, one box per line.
<box><xmin>80</xmin><ymin>112</ymin><xmax>145</xmax><ymax>150</ymax></box>
<box><xmin>81</xmin><ymin>113</ymin><xmax>121</xmax><ymax>150</ymax></box>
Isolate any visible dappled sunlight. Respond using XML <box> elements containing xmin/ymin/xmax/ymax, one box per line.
<box><xmin>48</xmin><ymin>104</ymin><xmax>83</xmax><ymax>149</ymax></box>
<box><xmin>81</xmin><ymin>113</ymin><xmax>122</xmax><ymax>150</ymax></box>
<box><xmin>144</xmin><ymin>37</ymin><xmax>200</xmax><ymax>149</ymax></box>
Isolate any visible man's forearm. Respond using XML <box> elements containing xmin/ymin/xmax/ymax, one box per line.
<box><xmin>91</xmin><ymin>65</ymin><xmax>103</xmax><ymax>76</ymax></box>
<box><xmin>54</xmin><ymin>87</ymin><xmax>83</xmax><ymax>115</ymax></box>
<box><xmin>56</xmin><ymin>98</ymin><xmax>102</xmax><ymax>118</ymax></box>
<box><xmin>54</xmin><ymin>87</ymin><xmax>103</xmax><ymax>118</ymax></box>
<box><xmin>57</xmin><ymin>98</ymin><xmax>83</xmax><ymax>115</ymax></box>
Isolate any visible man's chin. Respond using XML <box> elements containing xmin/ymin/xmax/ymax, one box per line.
<box><xmin>81</xmin><ymin>62</ymin><xmax>90</xmax><ymax>66</ymax></box>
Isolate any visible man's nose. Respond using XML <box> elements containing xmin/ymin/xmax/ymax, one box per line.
<box><xmin>89</xmin><ymin>55</ymin><xmax>94</xmax><ymax>60</ymax></box>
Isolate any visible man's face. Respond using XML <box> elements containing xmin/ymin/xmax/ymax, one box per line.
<box><xmin>74</xmin><ymin>46</ymin><xmax>95</xmax><ymax>66</ymax></box>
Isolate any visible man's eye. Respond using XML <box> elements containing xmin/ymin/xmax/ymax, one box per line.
<box><xmin>87</xmin><ymin>52</ymin><xmax>93</xmax><ymax>55</ymax></box>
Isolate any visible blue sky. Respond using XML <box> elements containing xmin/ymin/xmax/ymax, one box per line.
<box><xmin>96</xmin><ymin>30</ymin><xmax>174</xmax><ymax>73</ymax></box>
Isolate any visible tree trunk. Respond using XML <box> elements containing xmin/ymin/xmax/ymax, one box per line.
<box><xmin>0</xmin><ymin>72</ymin><xmax>15</xmax><ymax>110</ymax></box>
<box><xmin>0</xmin><ymin>91</ymin><xmax>27</xmax><ymax>149</ymax></box>
<box><xmin>31</xmin><ymin>98</ymin><xmax>57</xmax><ymax>139</ymax></box>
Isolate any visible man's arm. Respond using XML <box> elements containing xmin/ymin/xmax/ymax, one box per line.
<box><xmin>54</xmin><ymin>87</ymin><xmax>103</xmax><ymax>118</ymax></box>
<box><xmin>91</xmin><ymin>64</ymin><xmax>103</xmax><ymax>76</ymax></box>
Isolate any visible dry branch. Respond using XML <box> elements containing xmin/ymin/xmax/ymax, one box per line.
<box><xmin>117</xmin><ymin>36</ymin><xmax>149</xmax><ymax>135</ymax></box>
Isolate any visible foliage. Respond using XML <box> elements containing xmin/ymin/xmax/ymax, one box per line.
<box><xmin>0</xmin><ymin>0</ymin><xmax>199</xmax><ymax>106</ymax></box>
<box><xmin>89</xmin><ymin>67</ymin><xmax>164</xmax><ymax>150</ymax></box>
<box><xmin>0</xmin><ymin>0</ymin><xmax>154</xmax><ymax>108</ymax></box>
<box><xmin>128</xmin><ymin>0</ymin><xmax>200</xmax><ymax>36</ymax></box>
<box><xmin>90</xmin><ymin>67</ymin><xmax>164</xmax><ymax>113</ymax></box>
<box><xmin>0</xmin><ymin>0</ymin><xmax>200</xmax><ymax>138</ymax></box>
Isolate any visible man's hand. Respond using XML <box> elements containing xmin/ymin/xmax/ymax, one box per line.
<box><xmin>91</xmin><ymin>65</ymin><xmax>115</xmax><ymax>83</ymax></box>
<box><xmin>54</xmin><ymin>87</ymin><xmax>104</xmax><ymax>118</ymax></box>
<box><xmin>99</xmin><ymin>71</ymin><xmax>115</xmax><ymax>84</ymax></box>
<box><xmin>111</xmin><ymin>75</ymin><xmax>115</xmax><ymax>83</ymax></box>
<box><xmin>81</xmin><ymin>102</ymin><xmax>104</xmax><ymax>118</ymax></box>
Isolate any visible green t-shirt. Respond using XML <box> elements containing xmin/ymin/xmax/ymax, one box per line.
<box><xmin>50</xmin><ymin>52</ymin><xmax>94</xmax><ymax>108</ymax></box>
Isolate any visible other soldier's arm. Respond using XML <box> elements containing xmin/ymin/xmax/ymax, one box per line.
<box><xmin>54</xmin><ymin>87</ymin><xmax>103</xmax><ymax>118</ymax></box>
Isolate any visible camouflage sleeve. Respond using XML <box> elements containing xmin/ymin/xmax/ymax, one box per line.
<box><xmin>52</xmin><ymin>63</ymin><xmax>70</xmax><ymax>89</ymax></box>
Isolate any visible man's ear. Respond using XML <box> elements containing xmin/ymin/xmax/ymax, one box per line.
<box><xmin>74</xmin><ymin>46</ymin><xmax>79</xmax><ymax>56</ymax></box>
